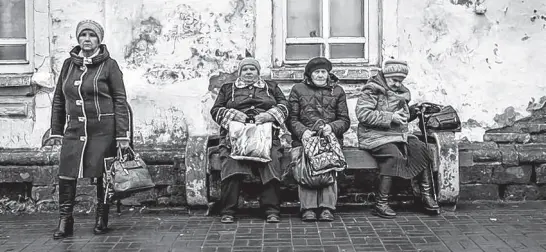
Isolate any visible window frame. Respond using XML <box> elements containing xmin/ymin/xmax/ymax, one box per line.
<box><xmin>0</xmin><ymin>0</ymin><xmax>34</xmax><ymax>74</ymax></box>
<box><xmin>273</xmin><ymin>0</ymin><xmax>380</xmax><ymax>69</ymax></box>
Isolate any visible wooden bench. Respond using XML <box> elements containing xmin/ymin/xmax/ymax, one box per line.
<box><xmin>185</xmin><ymin>131</ymin><xmax>459</xmax><ymax>211</ymax></box>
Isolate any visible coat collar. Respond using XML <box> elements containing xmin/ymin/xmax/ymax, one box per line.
<box><xmin>234</xmin><ymin>77</ymin><xmax>266</xmax><ymax>89</ymax></box>
<box><xmin>363</xmin><ymin>73</ymin><xmax>411</xmax><ymax>101</ymax></box>
<box><xmin>69</xmin><ymin>44</ymin><xmax>110</xmax><ymax>66</ymax></box>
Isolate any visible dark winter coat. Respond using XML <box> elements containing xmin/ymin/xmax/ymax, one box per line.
<box><xmin>355</xmin><ymin>73</ymin><xmax>411</xmax><ymax>150</ymax></box>
<box><xmin>50</xmin><ymin>44</ymin><xmax>131</xmax><ymax>178</ymax></box>
<box><xmin>287</xmin><ymin>79</ymin><xmax>350</xmax><ymax>147</ymax></box>
<box><xmin>210</xmin><ymin>79</ymin><xmax>289</xmax><ymax>184</ymax></box>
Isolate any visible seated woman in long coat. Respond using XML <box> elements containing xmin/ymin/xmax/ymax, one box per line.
<box><xmin>287</xmin><ymin>57</ymin><xmax>350</xmax><ymax>222</ymax></box>
<box><xmin>355</xmin><ymin>60</ymin><xmax>439</xmax><ymax>219</ymax></box>
<box><xmin>210</xmin><ymin>58</ymin><xmax>289</xmax><ymax>223</ymax></box>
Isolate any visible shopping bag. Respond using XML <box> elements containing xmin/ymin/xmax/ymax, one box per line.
<box><xmin>301</xmin><ymin>130</ymin><xmax>347</xmax><ymax>176</ymax></box>
<box><xmin>228</xmin><ymin>121</ymin><xmax>273</xmax><ymax>162</ymax></box>
<box><xmin>289</xmin><ymin>146</ymin><xmax>335</xmax><ymax>189</ymax></box>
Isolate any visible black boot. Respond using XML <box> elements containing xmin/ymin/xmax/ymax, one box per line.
<box><xmin>93</xmin><ymin>178</ymin><xmax>110</xmax><ymax>235</ymax></box>
<box><xmin>420</xmin><ymin>170</ymin><xmax>440</xmax><ymax>212</ymax></box>
<box><xmin>53</xmin><ymin>179</ymin><xmax>76</xmax><ymax>239</ymax></box>
<box><xmin>372</xmin><ymin>175</ymin><xmax>396</xmax><ymax>219</ymax></box>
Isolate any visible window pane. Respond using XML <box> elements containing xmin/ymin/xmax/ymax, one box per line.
<box><xmin>0</xmin><ymin>45</ymin><xmax>26</xmax><ymax>60</ymax></box>
<box><xmin>287</xmin><ymin>0</ymin><xmax>322</xmax><ymax>38</ymax></box>
<box><xmin>330</xmin><ymin>0</ymin><xmax>364</xmax><ymax>37</ymax></box>
<box><xmin>286</xmin><ymin>44</ymin><xmax>323</xmax><ymax>61</ymax></box>
<box><xmin>0</xmin><ymin>0</ymin><xmax>26</xmax><ymax>38</ymax></box>
<box><xmin>330</xmin><ymin>44</ymin><xmax>365</xmax><ymax>59</ymax></box>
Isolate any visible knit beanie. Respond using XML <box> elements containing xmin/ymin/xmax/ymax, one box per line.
<box><xmin>76</xmin><ymin>20</ymin><xmax>104</xmax><ymax>43</ymax></box>
<box><xmin>304</xmin><ymin>57</ymin><xmax>332</xmax><ymax>77</ymax></box>
<box><xmin>238</xmin><ymin>58</ymin><xmax>261</xmax><ymax>75</ymax></box>
<box><xmin>382</xmin><ymin>60</ymin><xmax>409</xmax><ymax>79</ymax></box>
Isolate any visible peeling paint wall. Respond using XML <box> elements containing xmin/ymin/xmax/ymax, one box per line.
<box><xmin>394</xmin><ymin>0</ymin><xmax>546</xmax><ymax>141</ymax></box>
<box><xmin>2</xmin><ymin>0</ymin><xmax>546</xmax><ymax>148</ymax></box>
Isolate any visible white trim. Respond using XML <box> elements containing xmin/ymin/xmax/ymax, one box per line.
<box><xmin>77</xmin><ymin>67</ymin><xmax>89</xmax><ymax>179</ymax></box>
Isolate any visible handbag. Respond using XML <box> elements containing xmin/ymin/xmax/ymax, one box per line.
<box><xmin>103</xmin><ymin>146</ymin><xmax>155</xmax><ymax>203</ymax></box>
<box><xmin>289</xmin><ymin>146</ymin><xmax>335</xmax><ymax>189</ymax></box>
<box><xmin>418</xmin><ymin>102</ymin><xmax>461</xmax><ymax>131</ymax></box>
<box><xmin>301</xmin><ymin>120</ymin><xmax>347</xmax><ymax>175</ymax></box>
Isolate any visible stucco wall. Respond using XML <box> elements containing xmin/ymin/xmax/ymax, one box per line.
<box><xmin>1</xmin><ymin>0</ymin><xmax>545</xmax><ymax>148</ymax></box>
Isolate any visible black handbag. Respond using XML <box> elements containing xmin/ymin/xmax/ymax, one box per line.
<box><xmin>417</xmin><ymin>102</ymin><xmax>461</xmax><ymax>131</ymax></box>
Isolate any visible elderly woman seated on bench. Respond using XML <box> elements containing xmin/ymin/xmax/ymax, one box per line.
<box><xmin>355</xmin><ymin>60</ymin><xmax>439</xmax><ymax>219</ymax></box>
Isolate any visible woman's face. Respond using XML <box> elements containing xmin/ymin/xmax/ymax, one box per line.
<box><xmin>78</xmin><ymin>29</ymin><xmax>99</xmax><ymax>52</ymax></box>
<box><xmin>311</xmin><ymin>69</ymin><xmax>329</xmax><ymax>86</ymax></box>
<box><xmin>240</xmin><ymin>65</ymin><xmax>259</xmax><ymax>82</ymax></box>
<box><xmin>386</xmin><ymin>77</ymin><xmax>404</xmax><ymax>91</ymax></box>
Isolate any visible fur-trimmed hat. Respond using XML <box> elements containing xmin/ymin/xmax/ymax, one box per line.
<box><xmin>382</xmin><ymin>60</ymin><xmax>409</xmax><ymax>79</ymax></box>
<box><xmin>304</xmin><ymin>57</ymin><xmax>332</xmax><ymax>77</ymax></box>
<box><xmin>76</xmin><ymin>20</ymin><xmax>104</xmax><ymax>43</ymax></box>
<box><xmin>238</xmin><ymin>57</ymin><xmax>261</xmax><ymax>75</ymax></box>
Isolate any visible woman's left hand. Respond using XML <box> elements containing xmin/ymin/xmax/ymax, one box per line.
<box><xmin>254</xmin><ymin>112</ymin><xmax>275</xmax><ymax>124</ymax></box>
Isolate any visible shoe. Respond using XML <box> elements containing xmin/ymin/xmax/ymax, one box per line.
<box><xmin>372</xmin><ymin>175</ymin><xmax>396</xmax><ymax>219</ymax></box>
<box><xmin>93</xmin><ymin>178</ymin><xmax>110</xmax><ymax>235</ymax></box>
<box><xmin>53</xmin><ymin>179</ymin><xmax>76</xmax><ymax>239</ymax></box>
<box><xmin>266</xmin><ymin>214</ymin><xmax>280</xmax><ymax>223</ymax></box>
<box><xmin>420</xmin><ymin>170</ymin><xmax>440</xmax><ymax>212</ymax></box>
<box><xmin>220</xmin><ymin>215</ymin><xmax>234</xmax><ymax>223</ymax></box>
<box><xmin>318</xmin><ymin>209</ymin><xmax>334</xmax><ymax>222</ymax></box>
<box><xmin>301</xmin><ymin>210</ymin><xmax>317</xmax><ymax>222</ymax></box>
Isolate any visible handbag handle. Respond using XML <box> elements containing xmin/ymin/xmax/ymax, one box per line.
<box><xmin>117</xmin><ymin>145</ymin><xmax>137</xmax><ymax>162</ymax></box>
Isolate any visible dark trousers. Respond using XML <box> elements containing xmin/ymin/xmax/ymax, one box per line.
<box><xmin>220</xmin><ymin>175</ymin><xmax>281</xmax><ymax>216</ymax></box>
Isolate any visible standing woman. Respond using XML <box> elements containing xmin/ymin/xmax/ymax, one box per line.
<box><xmin>210</xmin><ymin>58</ymin><xmax>289</xmax><ymax>223</ymax></box>
<box><xmin>287</xmin><ymin>57</ymin><xmax>350</xmax><ymax>222</ymax></box>
<box><xmin>355</xmin><ymin>60</ymin><xmax>439</xmax><ymax>219</ymax></box>
<box><xmin>50</xmin><ymin>20</ymin><xmax>131</xmax><ymax>238</ymax></box>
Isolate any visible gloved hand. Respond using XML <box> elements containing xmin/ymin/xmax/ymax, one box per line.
<box><xmin>302</xmin><ymin>130</ymin><xmax>314</xmax><ymax>140</ymax></box>
<box><xmin>320</xmin><ymin>124</ymin><xmax>333</xmax><ymax>135</ymax></box>
<box><xmin>254</xmin><ymin>112</ymin><xmax>275</xmax><ymax>124</ymax></box>
<box><xmin>231</xmin><ymin>109</ymin><xmax>248</xmax><ymax>123</ymax></box>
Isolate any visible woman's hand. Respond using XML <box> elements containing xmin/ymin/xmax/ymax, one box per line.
<box><xmin>255</xmin><ymin>112</ymin><xmax>275</xmax><ymax>124</ymax></box>
<box><xmin>392</xmin><ymin>109</ymin><xmax>407</xmax><ymax>125</ymax></box>
<box><xmin>320</xmin><ymin>124</ymin><xmax>333</xmax><ymax>135</ymax></box>
<box><xmin>232</xmin><ymin>110</ymin><xmax>248</xmax><ymax>122</ymax></box>
<box><xmin>117</xmin><ymin>139</ymin><xmax>130</xmax><ymax>150</ymax></box>
<box><xmin>302</xmin><ymin>130</ymin><xmax>314</xmax><ymax>140</ymax></box>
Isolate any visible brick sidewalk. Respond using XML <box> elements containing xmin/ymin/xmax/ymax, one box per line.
<box><xmin>1</xmin><ymin>202</ymin><xmax>546</xmax><ymax>252</ymax></box>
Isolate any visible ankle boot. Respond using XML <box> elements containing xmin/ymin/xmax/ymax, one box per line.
<box><xmin>420</xmin><ymin>170</ymin><xmax>440</xmax><ymax>211</ymax></box>
<box><xmin>93</xmin><ymin>178</ymin><xmax>110</xmax><ymax>235</ymax></box>
<box><xmin>53</xmin><ymin>179</ymin><xmax>76</xmax><ymax>239</ymax></box>
<box><xmin>372</xmin><ymin>175</ymin><xmax>396</xmax><ymax>219</ymax></box>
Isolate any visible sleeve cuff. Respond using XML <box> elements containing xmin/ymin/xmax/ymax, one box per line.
<box><xmin>382</xmin><ymin>112</ymin><xmax>394</xmax><ymax>128</ymax></box>
<box><xmin>49</xmin><ymin>134</ymin><xmax>64</xmax><ymax>138</ymax></box>
<box><xmin>267</xmin><ymin>105</ymin><xmax>288</xmax><ymax>124</ymax></box>
<box><xmin>220</xmin><ymin>109</ymin><xmax>238</xmax><ymax>129</ymax></box>
<box><xmin>116</xmin><ymin>137</ymin><xmax>130</xmax><ymax>141</ymax></box>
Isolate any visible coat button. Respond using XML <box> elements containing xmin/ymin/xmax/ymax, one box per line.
<box><xmin>79</xmin><ymin>136</ymin><xmax>86</xmax><ymax>141</ymax></box>
<box><xmin>78</xmin><ymin>117</ymin><xmax>85</xmax><ymax>122</ymax></box>
<box><xmin>249</xmin><ymin>94</ymin><xmax>253</xmax><ymax>98</ymax></box>
<box><xmin>250</xmin><ymin>106</ymin><xmax>255</xmax><ymax>109</ymax></box>
<box><xmin>76</xmin><ymin>100</ymin><xmax>83</xmax><ymax>106</ymax></box>
<box><xmin>74</xmin><ymin>81</ymin><xmax>81</xmax><ymax>86</ymax></box>
<box><xmin>249</xmin><ymin>86</ymin><xmax>253</xmax><ymax>90</ymax></box>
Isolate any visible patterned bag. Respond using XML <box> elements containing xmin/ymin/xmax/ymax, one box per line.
<box><xmin>301</xmin><ymin>121</ymin><xmax>347</xmax><ymax>176</ymax></box>
<box><xmin>228</xmin><ymin>121</ymin><xmax>273</xmax><ymax>162</ymax></box>
<box><xmin>289</xmin><ymin>146</ymin><xmax>335</xmax><ymax>188</ymax></box>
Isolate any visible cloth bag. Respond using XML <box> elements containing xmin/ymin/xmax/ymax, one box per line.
<box><xmin>301</xmin><ymin>121</ymin><xmax>347</xmax><ymax>175</ymax></box>
<box><xmin>228</xmin><ymin>121</ymin><xmax>273</xmax><ymax>162</ymax></box>
<box><xmin>103</xmin><ymin>147</ymin><xmax>155</xmax><ymax>203</ymax></box>
<box><xmin>289</xmin><ymin>146</ymin><xmax>335</xmax><ymax>189</ymax></box>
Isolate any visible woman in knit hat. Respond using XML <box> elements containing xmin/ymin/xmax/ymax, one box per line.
<box><xmin>287</xmin><ymin>57</ymin><xmax>350</xmax><ymax>222</ymax></box>
<box><xmin>355</xmin><ymin>60</ymin><xmax>439</xmax><ymax>219</ymax></box>
<box><xmin>49</xmin><ymin>19</ymin><xmax>132</xmax><ymax>238</ymax></box>
<box><xmin>210</xmin><ymin>57</ymin><xmax>289</xmax><ymax>223</ymax></box>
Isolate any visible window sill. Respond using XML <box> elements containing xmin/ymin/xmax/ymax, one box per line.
<box><xmin>0</xmin><ymin>74</ymin><xmax>33</xmax><ymax>87</ymax></box>
<box><xmin>271</xmin><ymin>66</ymin><xmax>380</xmax><ymax>81</ymax></box>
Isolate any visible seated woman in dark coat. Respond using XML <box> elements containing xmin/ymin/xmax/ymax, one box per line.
<box><xmin>287</xmin><ymin>57</ymin><xmax>350</xmax><ymax>222</ymax></box>
<box><xmin>355</xmin><ymin>60</ymin><xmax>439</xmax><ymax>219</ymax></box>
<box><xmin>210</xmin><ymin>58</ymin><xmax>289</xmax><ymax>223</ymax></box>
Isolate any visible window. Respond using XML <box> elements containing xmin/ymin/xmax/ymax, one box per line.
<box><xmin>0</xmin><ymin>0</ymin><xmax>34</xmax><ymax>73</ymax></box>
<box><xmin>273</xmin><ymin>0</ymin><xmax>380</xmax><ymax>68</ymax></box>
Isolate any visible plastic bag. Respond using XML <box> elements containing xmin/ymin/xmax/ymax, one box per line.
<box><xmin>290</xmin><ymin>146</ymin><xmax>335</xmax><ymax>189</ymax></box>
<box><xmin>228</xmin><ymin>121</ymin><xmax>273</xmax><ymax>162</ymax></box>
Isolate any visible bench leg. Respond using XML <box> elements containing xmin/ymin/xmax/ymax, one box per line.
<box><xmin>431</xmin><ymin>132</ymin><xmax>459</xmax><ymax>209</ymax></box>
<box><xmin>185</xmin><ymin>135</ymin><xmax>209</xmax><ymax>206</ymax></box>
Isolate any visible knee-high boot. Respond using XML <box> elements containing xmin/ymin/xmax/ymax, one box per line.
<box><xmin>53</xmin><ymin>179</ymin><xmax>77</xmax><ymax>239</ymax></box>
<box><xmin>420</xmin><ymin>170</ymin><xmax>440</xmax><ymax>211</ymax></box>
<box><xmin>93</xmin><ymin>178</ymin><xmax>110</xmax><ymax>235</ymax></box>
<box><xmin>372</xmin><ymin>175</ymin><xmax>396</xmax><ymax>219</ymax></box>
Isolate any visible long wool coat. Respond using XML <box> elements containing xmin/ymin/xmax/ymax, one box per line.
<box><xmin>50</xmin><ymin>45</ymin><xmax>131</xmax><ymax>178</ymax></box>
